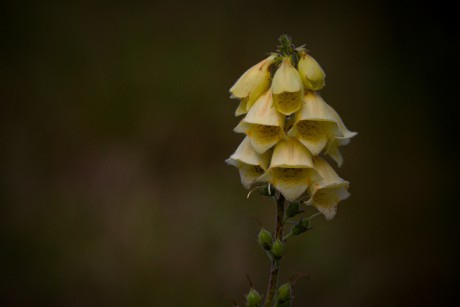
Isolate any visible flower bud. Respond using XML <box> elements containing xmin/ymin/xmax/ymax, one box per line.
<box><xmin>275</xmin><ymin>283</ymin><xmax>292</xmax><ymax>306</ymax></box>
<box><xmin>258</xmin><ymin>228</ymin><xmax>273</xmax><ymax>251</ymax></box>
<box><xmin>290</xmin><ymin>218</ymin><xmax>311</xmax><ymax>236</ymax></box>
<box><xmin>285</xmin><ymin>202</ymin><xmax>301</xmax><ymax>218</ymax></box>
<box><xmin>271</xmin><ymin>239</ymin><xmax>284</xmax><ymax>260</ymax></box>
<box><xmin>297</xmin><ymin>51</ymin><xmax>326</xmax><ymax>90</ymax></box>
<box><xmin>246</xmin><ymin>288</ymin><xmax>262</xmax><ymax>307</ymax></box>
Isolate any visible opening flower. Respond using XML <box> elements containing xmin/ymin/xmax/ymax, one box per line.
<box><xmin>225</xmin><ymin>137</ymin><xmax>270</xmax><ymax>189</ymax></box>
<box><xmin>305</xmin><ymin>157</ymin><xmax>350</xmax><ymax>220</ymax></box>
<box><xmin>234</xmin><ymin>90</ymin><xmax>285</xmax><ymax>154</ymax></box>
<box><xmin>258</xmin><ymin>138</ymin><xmax>320</xmax><ymax>201</ymax></box>
<box><xmin>271</xmin><ymin>57</ymin><xmax>304</xmax><ymax>115</ymax></box>
<box><xmin>230</xmin><ymin>54</ymin><xmax>277</xmax><ymax>116</ymax></box>
<box><xmin>288</xmin><ymin>91</ymin><xmax>339</xmax><ymax>155</ymax></box>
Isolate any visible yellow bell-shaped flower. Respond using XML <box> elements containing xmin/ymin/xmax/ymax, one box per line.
<box><xmin>271</xmin><ymin>57</ymin><xmax>303</xmax><ymax>115</ymax></box>
<box><xmin>225</xmin><ymin>137</ymin><xmax>271</xmax><ymax>189</ymax></box>
<box><xmin>258</xmin><ymin>138</ymin><xmax>320</xmax><ymax>201</ymax></box>
<box><xmin>305</xmin><ymin>157</ymin><xmax>350</xmax><ymax>220</ymax></box>
<box><xmin>230</xmin><ymin>54</ymin><xmax>277</xmax><ymax>115</ymax></box>
<box><xmin>323</xmin><ymin>102</ymin><xmax>357</xmax><ymax>166</ymax></box>
<box><xmin>288</xmin><ymin>91</ymin><xmax>339</xmax><ymax>155</ymax></box>
<box><xmin>234</xmin><ymin>90</ymin><xmax>285</xmax><ymax>154</ymax></box>
<box><xmin>297</xmin><ymin>50</ymin><xmax>326</xmax><ymax>91</ymax></box>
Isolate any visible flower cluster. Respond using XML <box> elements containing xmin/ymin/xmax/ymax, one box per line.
<box><xmin>226</xmin><ymin>37</ymin><xmax>356</xmax><ymax>219</ymax></box>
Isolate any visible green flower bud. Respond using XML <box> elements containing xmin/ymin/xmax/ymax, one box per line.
<box><xmin>271</xmin><ymin>239</ymin><xmax>284</xmax><ymax>260</ymax></box>
<box><xmin>258</xmin><ymin>228</ymin><xmax>273</xmax><ymax>251</ymax></box>
<box><xmin>285</xmin><ymin>202</ymin><xmax>301</xmax><ymax>218</ymax></box>
<box><xmin>276</xmin><ymin>283</ymin><xmax>292</xmax><ymax>304</ymax></box>
<box><xmin>290</xmin><ymin>218</ymin><xmax>311</xmax><ymax>236</ymax></box>
<box><xmin>246</xmin><ymin>288</ymin><xmax>262</xmax><ymax>307</ymax></box>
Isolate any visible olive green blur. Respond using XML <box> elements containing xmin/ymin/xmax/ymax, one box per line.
<box><xmin>2</xmin><ymin>0</ymin><xmax>458</xmax><ymax>306</ymax></box>
<box><xmin>275</xmin><ymin>283</ymin><xmax>292</xmax><ymax>306</ymax></box>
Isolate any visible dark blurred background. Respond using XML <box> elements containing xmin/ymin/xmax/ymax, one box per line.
<box><xmin>2</xmin><ymin>0</ymin><xmax>458</xmax><ymax>306</ymax></box>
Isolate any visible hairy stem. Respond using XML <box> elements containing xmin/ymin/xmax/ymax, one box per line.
<box><xmin>264</xmin><ymin>195</ymin><xmax>285</xmax><ymax>307</ymax></box>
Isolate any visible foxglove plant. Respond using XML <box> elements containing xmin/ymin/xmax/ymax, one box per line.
<box><xmin>226</xmin><ymin>35</ymin><xmax>356</xmax><ymax>306</ymax></box>
<box><xmin>226</xmin><ymin>35</ymin><xmax>356</xmax><ymax>307</ymax></box>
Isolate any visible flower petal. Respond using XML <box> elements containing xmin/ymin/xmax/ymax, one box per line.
<box><xmin>307</xmin><ymin>184</ymin><xmax>350</xmax><ymax>220</ymax></box>
<box><xmin>273</xmin><ymin>91</ymin><xmax>303</xmax><ymax>115</ymax></box>
<box><xmin>234</xmin><ymin>120</ymin><xmax>249</xmax><ymax>134</ymax></box>
<box><xmin>270</xmin><ymin>138</ymin><xmax>314</xmax><ymax>169</ymax></box>
<box><xmin>291</xmin><ymin>120</ymin><xmax>337</xmax><ymax>155</ymax></box>
<box><xmin>244</xmin><ymin>89</ymin><xmax>283</xmax><ymax>127</ymax></box>
<box><xmin>296</xmin><ymin>91</ymin><xmax>336</xmax><ymax>122</ymax></box>
<box><xmin>260</xmin><ymin>167</ymin><xmax>318</xmax><ymax>201</ymax></box>
<box><xmin>312</xmin><ymin>156</ymin><xmax>345</xmax><ymax>187</ymax></box>
<box><xmin>229</xmin><ymin>54</ymin><xmax>277</xmax><ymax>110</ymax></box>
<box><xmin>226</xmin><ymin>136</ymin><xmax>262</xmax><ymax>167</ymax></box>
<box><xmin>306</xmin><ymin>157</ymin><xmax>350</xmax><ymax>219</ymax></box>
<box><xmin>235</xmin><ymin>98</ymin><xmax>248</xmax><ymax>116</ymax></box>
<box><xmin>324</xmin><ymin>136</ymin><xmax>353</xmax><ymax>167</ymax></box>
<box><xmin>272</xmin><ymin>57</ymin><xmax>303</xmax><ymax>94</ymax></box>
<box><xmin>246</xmin><ymin>124</ymin><xmax>283</xmax><ymax>154</ymax></box>
<box><xmin>238</xmin><ymin>164</ymin><xmax>266</xmax><ymax>189</ymax></box>
<box><xmin>325</xmin><ymin>102</ymin><xmax>357</xmax><ymax>139</ymax></box>
<box><xmin>226</xmin><ymin>137</ymin><xmax>271</xmax><ymax>188</ymax></box>
<box><xmin>287</xmin><ymin>92</ymin><xmax>340</xmax><ymax>155</ymax></box>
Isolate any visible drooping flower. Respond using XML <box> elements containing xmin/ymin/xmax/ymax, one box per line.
<box><xmin>323</xmin><ymin>102</ymin><xmax>357</xmax><ymax>166</ymax></box>
<box><xmin>234</xmin><ymin>90</ymin><xmax>284</xmax><ymax>154</ymax></box>
<box><xmin>324</xmin><ymin>138</ymin><xmax>349</xmax><ymax>167</ymax></box>
<box><xmin>288</xmin><ymin>91</ymin><xmax>339</xmax><ymax>155</ymax></box>
<box><xmin>258</xmin><ymin>138</ymin><xmax>320</xmax><ymax>201</ymax></box>
<box><xmin>271</xmin><ymin>57</ymin><xmax>303</xmax><ymax>115</ymax></box>
<box><xmin>225</xmin><ymin>137</ymin><xmax>270</xmax><ymax>189</ymax></box>
<box><xmin>230</xmin><ymin>54</ymin><xmax>277</xmax><ymax>115</ymax></box>
<box><xmin>297</xmin><ymin>49</ymin><xmax>326</xmax><ymax>90</ymax></box>
<box><xmin>305</xmin><ymin>157</ymin><xmax>350</xmax><ymax>220</ymax></box>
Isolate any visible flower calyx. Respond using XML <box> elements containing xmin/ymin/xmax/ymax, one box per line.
<box><xmin>258</xmin><ymin>228</ymin><xmax>273</xmax><ymax>251</ymax></box>
<box><xmin>274</xmin><ymin>282</ymin><xmax>292</xmax><ymax>307</ymax></box>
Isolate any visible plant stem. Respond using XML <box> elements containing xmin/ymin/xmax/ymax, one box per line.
<box><xmin>264</xmin><ymin>195</ymin><xmax>285</xmax><ymax>307</ymax></box>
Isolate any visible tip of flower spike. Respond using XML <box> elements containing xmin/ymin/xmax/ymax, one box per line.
<box><xmin>277</xmin><ymin>34</ymin><xmax>295</xmax><ymax>55</ymax></box>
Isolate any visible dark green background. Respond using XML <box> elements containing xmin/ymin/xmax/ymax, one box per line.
<box><xmin>2</xmin><ymin>0</ymin><xmax>458</xmax><ymax>306</ymax></box>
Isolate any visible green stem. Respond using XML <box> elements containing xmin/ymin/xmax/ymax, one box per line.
<box><xmin>264</xmin><ymin>195</ymin><xmax>285</xmax><ymax>307</ymax></box>
<box><xmin>282</xmin><ymin>232</ymin><xmax>293</xmax><ymax>242</ymax></box>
